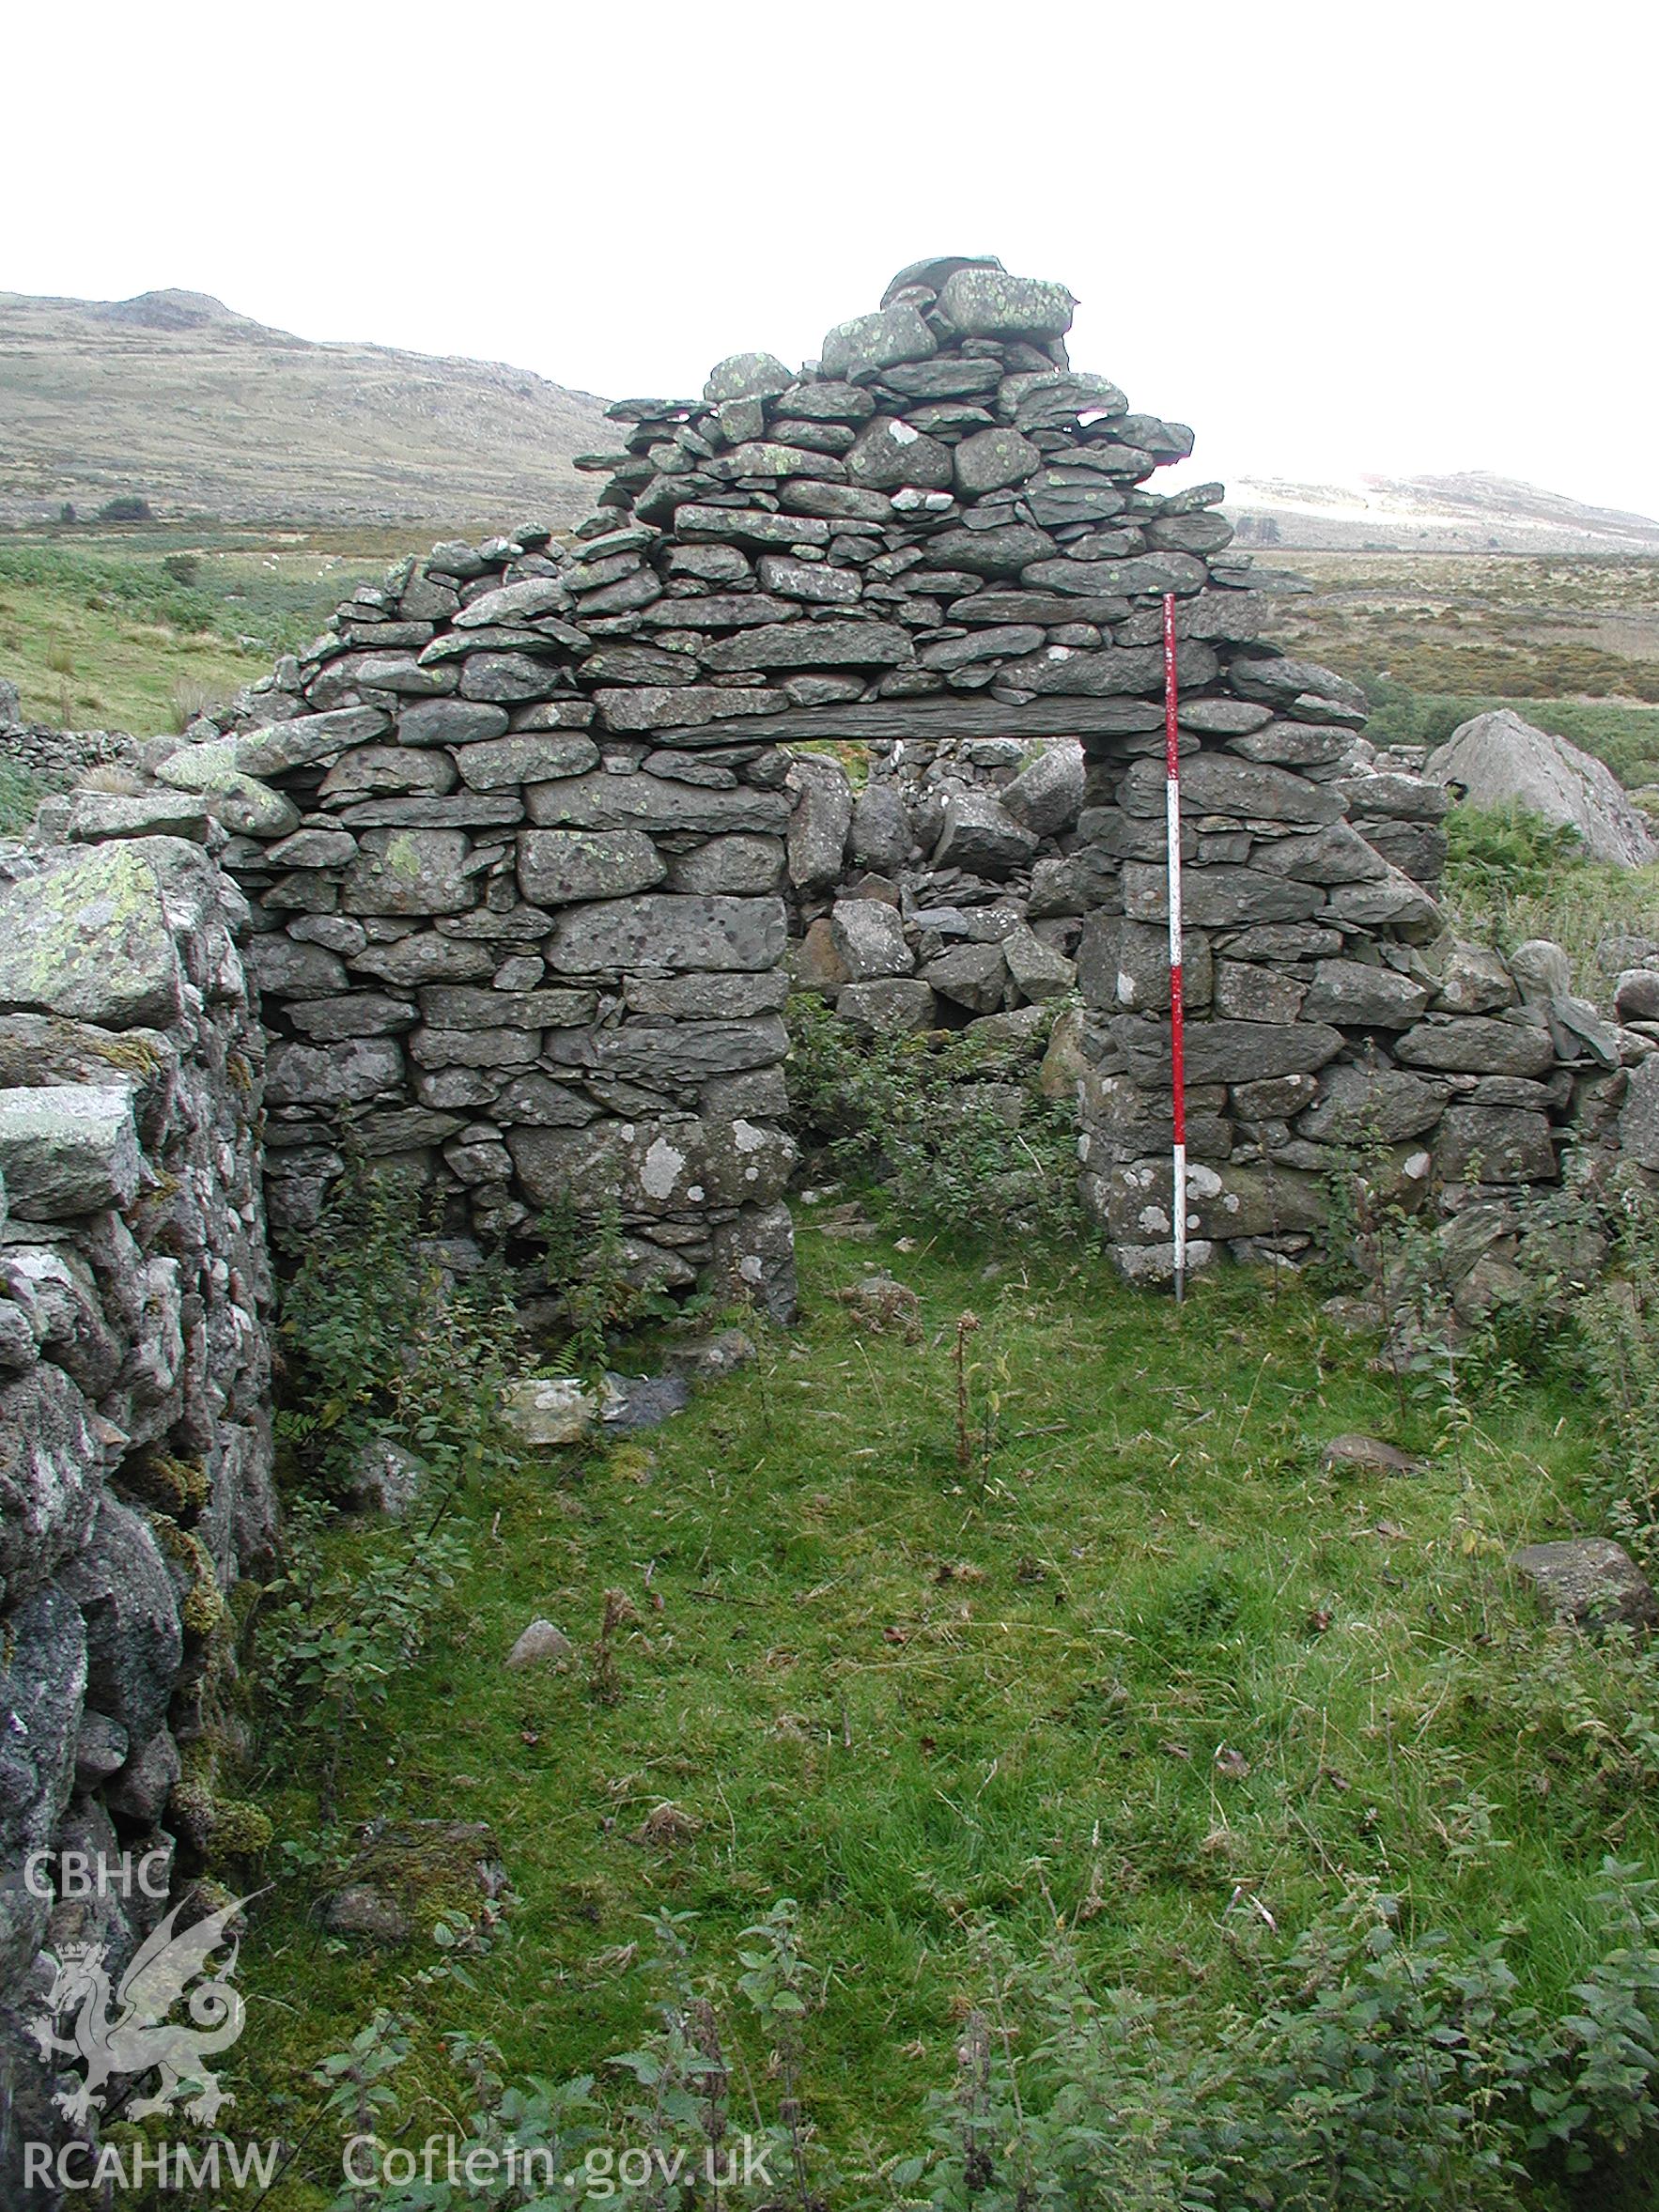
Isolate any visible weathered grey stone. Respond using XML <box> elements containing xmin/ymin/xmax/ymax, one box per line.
<box><xmin>0</xmin><ymin>1367</ymin><xmax>100</xmax><ymax>1601</ymax></box>
<box><xmin>546</xmin><ymin>895</ymin><xmax>787</xmax><ymax>976</ymax></box>
<box><xmin>341</xmin><ymin>828</ymin><xmax>476</xmax><ymax>916</ymax></box>
<box><xmin>920</xmin><ymin>626</ymin><xmax>1046</xmax><ymax>673</ymax></box>
<box><xmin>923</xmin><ymin>943</ymin><xmax>1009</xmax><ymax>1013</ymax></box>
<box><xmin>1122</xmin><ymin>862</ymin><xmax>1323</xmax><ymax>928</ymax></box>
<box><xmin>938</xmin><ymin>267</ymin><xmax>1075</xmax><ymax>338</ymax></box>
<box><xmin>1001</xmin><ymin>922</ymin><xmax>1075</xmax><ymax>1001</ymax></box>
<box><xmin>913</xmin><ymin>523</ymin><xmax>1056</xmax><ymax>579</ymax></box>
<box><xmin>771</xmin><ymin>379</ymin><xmax>877</xmax><ymax>424</ymax></box>
<box><xmin>453</xmin><ymin>578</ymin><xmax>573</xmax><ymax>628</ymax></box>
<box><xmin>332</xmin><ymin>794</ymin><xmax>523</xmax><ymax>831</ymax></box>
<box><xmin>1615</xmin><ymin>968</ymin><xmax>1659</xmax><ymax>1023</ymax></box>
<box><xmin>1301</xmin><ymin>961</ymin><xmax>1430</xmax><ymax>1029</ymax></box>
<box><xmin>548</xmin><ymin>1016</ymin><xmax>788</xmax><ymax>1083</ymax></box>
<box><xmin>57</xmin><ymin>1496</ymin><xmax>181</xmax><ymax>1744</ymax></box>
<box><xmin>508</xmin><ymin>1113</ymin><xmax>794</xmax><ymax>1214</ymax></box>
<box><xmin>849</xmin><ymin>785</ymin><xmax>912</xmax><ymax>874</ymax></box>
<box><xmin>1120</xmin><ymin>753</ymin><xmax>1344</xmax><ymax>825</ymax></box>
<box><xmin>1508</xmin><ymin>938</ymin><xmax>1574</xmax><ymax>1004</ymax></box>
<box><xmin>8</xmin><ymin>1247</ymin><xmax>121</xmax><ymax>1400</ymax></box>
<box><xmin>409</xmin><ymin>1026</ymin><xmax>537</xmax><ymax>1070</ymax></box>
<box><xmin>454</xmin><ymin>733</ymin><xmax>600</xmax><ymax>789</ymax></box>
<box><xmin>1433</xmin><ymin>942</ymin><xmax>1517</xmax><ymax>1014</ymax></box>
<box><xmin>350</xmin><ymin>935</ymin><xmax>496</xmax><ymax>987</ymax></box>
<box><xmin>836</xmin><ymin>979</ymin><xmax>938</xmax><ymax>1035</ymax></box>
<box><xmin>1395</xmin><ymin>1014</ymin><xmax>1557</xmax><ymax>1077</ymax></box>
<box><xmin>786</xmin><ymin>756</ymin><xmax>853</xmax><ymax>890</ymax></box>
<box><xmin>1251</xmin><ymin>823</ymin><xmax>1389</xmax><ymax>886</ymax></box>
<box><xmin>287</xmin><ymin>994</ymin><xmax>416</xmax><ymax>1042</ymax></box>
<box><xmin>1336</xmin><ymin>769</ymin><xmax>1450</xmax><ymax>823</ymax></box>
<box><xmin>1115</xmin><ymin>1015</ymin><xmax>1344</xmax><ymax>1086</ymax></box>
<box><xmin>623</xmin><ymin>973</ymin><xmax>789</xmax><ymax>1018</ymax></box>
<box><xmin>843</xmin><ymin>416</ymin><xmax>954</xmax><ymax>492</ymax></box>
<box><xmin>506</xmin><ymin>1616</ymin><xmax>575</xmax><ymax>1667</ymax></box>
<box><xmin>416</xmin><ymin>987</ymin><xmax>596</xmax><ymax>1030</ymax></box>
<box><xmin>517</xmin><ymin>828</ymin><xmax>666</xmax><ymax>904</ymax></box>
<box><xmin>1231</xmin><ymin>657</ymin><xmax>1370</xmax><ymax>718</ymax></box>
<box><xmin>1434</xmin><ymin>1105</ymin><xmax>1557</xmax><ymax>1183</ymax></box>
<box><xmin>1617</xmin><ymin>1055</ymin><xmax>1659</xmax><ymax>1169</ymax></box>
<box><xmin>820</xmin><ymin>304</ymin><xmax>938</xmax><ymax>382</ymax></box>
<box><xmin>677</xmin><ymin>504</ymin><xmax>831</xmax><ymax>549</ymax></box>
<box><xmin>0</xmin><ymin>1585</ymin><xmax>86</xmax><ymax>1978</ymax></box>
<box><xmin>709</xmin><ymin>440</ymin><xmax>848</xmax><ymax>485</ymax></box>
<box><xmin>953</xmin><ymin>425</ymin><xmax>1043</xmax><ymax>496</ymax></box>
<box><xmin>529</xmin><ymin>770</ymin><xmax>788</xmax><ymax>837</ymax></box>
<box><xmin>496</xmin><ymin>1073</ymin><xmax>596</xmax><ymax>1127</ymax></box>
<box><xmin>1512</xmin><ymin>1539</ymin><xmax>1659</xmax><ymax>1632</ymax></box>
<box><xmin>1212</xmin><ymin>963</ymin><xmax>1307</xmax><ymax>1023</ymax></box>
<box><xmin>1078</xmin><ymin>914</ymin><xmax>1214</xmax><ymax>1014</ymax></box>
<box><xmin>1000</xmin><ymin>742</ymin><xmax>1084</xmax><ymax>837</ymax></box>
<box><xmin>591</xmin><ymin>687</ymin><xmax>786</xmax><ymax>736</ymax></box>
<box><xmin>1322</xmin><ymin>868</ymin><xmax>1442</xmax><ymax>940</ymax></box>
<box><xmin>702</xmin><ymin>621</ymin><xmax>910</xmax><ymax>673</ymax></box>
<box><xmin>457</xmin><ymin>654</ymin><xmax>566</xmax><ymax>704</ymax></box>
<box><xmin>164</xmin><ymin>706</ymin><xmax>389</xmax><ymax>783</ymax></box>
<box><xmin>264</xmin><ymin>827</ymin><xmax>357</xmax><ymax>870</ymax></box>
<box><xmin>0</xmin><ymin>1087</ymin><xmax>140</xmax><ymax>1218</ymax></box>
<box><xmin>933</xmin><ymin>790</ymin><xmax>1038</xmax><ymax>878</ymax></box>
<box><xmin>668</xmin><ymin>835</ymin><xmax>785</xmax><ymax>895</ymax></box>
<box><xmin>265</xmin><ymin>1038</ymin><xmax>403</xmax><ymax>1106</ymax></box>
<box><xmin>246</xmin><ymin>934</ymin><xmax>348</xmax><ymax>994</ymax></box>
<box><xmin>1321</xmin><ymin>1434</ymin><xmax>1422</xmax><ymax>1477</ymax></box>
<box><xmin>1297</xmin><ymin>1063</ymin><xmax>1445</xmax><ymax>1145</ymax></box>
<box><xmin>0</xmin><ymin>843</ymin><xmax>184</xmax><ymax>1030</ymax></box>
<box><xmin>67</xmin><ymin>791</ymin><xmax>210</xmax><ymax>843</ymax></box>
<box><xmin>397</xmin><ymin>699</ymin><xmax>512</xmax><ymax>748</ymax></box>
<box><xmin>831</xmin><ymin>900</ymin><xmax>913</xmax><ymax>982</ymax></box>
<box><xmin>1229</xmin><ymin>721</ymin><xmax>1354</xmax><ymax>767</ymax></box>
<box><xmin>704</xmin><ymin>350</ymin><xmax>794</xmax><ymax>403</ymax></box>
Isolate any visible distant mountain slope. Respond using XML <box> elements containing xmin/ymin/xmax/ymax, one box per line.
<box><xmin>0</xmin><ymin>288</ymin><xmax>611</xmax><ymax>528</ymax></box>
<box><xmin>1226</xmin><ymin>471</ymin><xmax>1659</xmax><ymax>555</ymax></box>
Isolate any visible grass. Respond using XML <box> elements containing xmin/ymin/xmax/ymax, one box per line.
<box><xmin>0</xmin><ymin>526</ymin><xmax>436</xmax><ymax>735</ymax></box>
<box><xmin>219</xmin><ymin>1223</ymin><xmax>1659</xmax><ymax>2204</ymax></box>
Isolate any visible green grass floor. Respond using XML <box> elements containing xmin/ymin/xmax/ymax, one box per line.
<box><xmin>221</xmin><ymin>1224</ymin><xmax>1654</xmax><ymax>2201</ymax></box>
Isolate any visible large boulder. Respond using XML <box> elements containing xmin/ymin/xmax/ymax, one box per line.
<box><xmin>1425</xmin><ymin>709</ymin><xmax>1656</xmax><ymax>867</ymax></box>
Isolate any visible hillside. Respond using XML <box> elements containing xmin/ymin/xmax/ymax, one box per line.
<box><xmin>0</xmin><ymin>287</ymin><xmax>611</xmax><ymax>527</ymax></box>
<box><xmin>1228</xmin><ymin>470</ymin><xmax>1659</xmax><ymax>555</ymax></box>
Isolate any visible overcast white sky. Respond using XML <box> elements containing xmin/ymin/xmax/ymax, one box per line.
<box><xmin>8</xmin><ymin>1</ymin><xmax>1658</xmax><ymax>518</ymax></box>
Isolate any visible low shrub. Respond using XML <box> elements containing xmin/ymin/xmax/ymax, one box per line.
<box><xmin>785</xmin><ymin>992</ymin><xmax>1086</xmax><ymax>1244</ymax></box>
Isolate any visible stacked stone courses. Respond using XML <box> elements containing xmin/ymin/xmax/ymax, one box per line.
<box><xmin>82</xmin><ymin>253</ymin><xmax>1646</xmax><ymax>1295</ymax></box>
<box><xmin>0</xmin><ymin>834</ymin><xmax>276</xmax><ymax>2166</ymax></box>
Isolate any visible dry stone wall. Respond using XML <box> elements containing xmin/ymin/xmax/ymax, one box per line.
<box><xmin>0</xmin><ymin>832</ymin><xmax>275</xmax><ymax>2181</ymax></box>
<box><xmin>69</xmin><ymin>251</ymin><xmax>1655</xmax><ymax>1299</ymax></box>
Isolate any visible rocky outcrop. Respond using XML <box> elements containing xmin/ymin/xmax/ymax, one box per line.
<box><xmin>1426</xmin><ymin>708</ymin><xmax>1656</xmax><ymax>867</ymax></box>
<box><xmin>0</xmin><ymin>833</ymin><xmax>274</xmax><ymax>2189</ymax></box>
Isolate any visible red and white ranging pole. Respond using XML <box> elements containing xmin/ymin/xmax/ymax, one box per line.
<box><xmin>1162</xmin><ymin>592</ymin><xmax>1188</xmax><ymax>1305</ymax></box>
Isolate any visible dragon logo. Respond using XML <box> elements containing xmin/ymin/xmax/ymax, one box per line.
<box><xmin>26</xmin><ymin>1892</ymin><xmax>251</xmax><ymax>2126</ymax></box>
